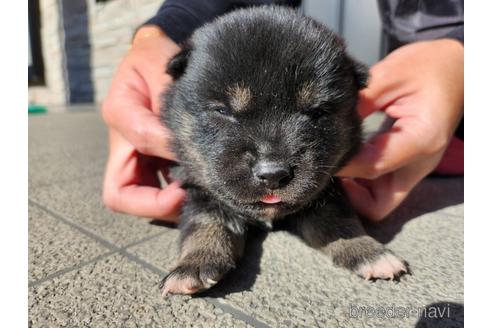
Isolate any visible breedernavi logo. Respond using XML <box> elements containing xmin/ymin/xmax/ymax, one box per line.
<box><xmin>348</xmin><ymin>303</ymin><xmax>451</xmax><ymax>319</ymax></box>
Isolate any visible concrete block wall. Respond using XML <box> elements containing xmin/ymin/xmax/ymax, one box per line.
<box><xmin>87</xmin><ymin>0</ymin><xmax>163</xmax><ymax>104</ymax></box>
<box><xmin>28</xmin><ymin>0</ymin><xmax>67</xmax><ymax>107</ymax></box>
<box><xmin>29</xmin><ymin>0</ymin><xmax>163</xmax><ymax>107</ymax></box>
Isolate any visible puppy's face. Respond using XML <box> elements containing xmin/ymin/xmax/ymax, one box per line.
<box><xmin>163</xmin><ymin>7</ymin><xmax>367</xmax><ymax>218</ymax></box>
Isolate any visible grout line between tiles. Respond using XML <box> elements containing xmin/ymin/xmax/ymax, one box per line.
<box><xmin>28</xmin><ymin>198</ymin><xmax>271</xmax><ymax>328</ymax></box>
<box><xmin>28</xmin><ymin>230</ymin><xmax>168</xmax><ymax>288</ymax></box>
<box><xmin>28</xmin><ymin>251</ymin><xmax>116</xmax><ymax>288</ymax></box>
<box><xmin>29</xmin><ymin>199</ymin><xmax>126</xmax><ymax>251</ymax></box>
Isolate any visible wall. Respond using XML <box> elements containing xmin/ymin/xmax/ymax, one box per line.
<box><xmin>341</xmin><ymin>0</ymin><xmax>382</xmax><ymax>66</ymax></box>
<box><xmin>28</xmin><ymin>0</ymin><xmax>67</xmax><ymax>107</ymax></box>
<box><xmin>302</xmin><ymin>0</ymin><xmax>382</xmax><ymax>66</ymax></box>
<box><xmin>28</xmin><ymin>0</ymin><xmax>162</xmax><ymax>107</ymax></box>
<box><xmin>29</xmin><ymin>0</ymin><xmax>382</xmax><ymax>108</ymax></box>
<box><xmin>87</xmin><ymin>0</ymin><xmax>162</xmax><ymax>104</ymax></box>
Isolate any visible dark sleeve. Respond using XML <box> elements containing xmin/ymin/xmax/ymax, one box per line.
<box><xmin>378</xmin><ymin>0</ymin><xmax>464</xmax><ymax>141</ymax></box>
<box><xmin>378</xmin><ymin>0</ymin><xmax>463</xmax><ymax>53</ymax></box>
<box><xmin>145</xmin><ymin>0</ymin><xmax>301</xmax><ymax>44</ymax></box>
<box><xmin>445</xmin><ymin>26</ymin><xmax>464</xmax><ymax>44</ymax></box>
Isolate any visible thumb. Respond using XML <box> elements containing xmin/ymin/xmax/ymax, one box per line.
<box><xmin>340</xmin><ymin>176</ymin><xmax>395</xmax><ymax>222</ymax></box>
<box><xmin>148</xmin><ymin>70</ymin><xmax>174</xmax><ymax>114</ymax></box>
<box><xmin>357</xmin><ymin>89</ymin><xmax>378</xmax><ymax>119</ymax></box>
<box><xmin>337</xmin><ymin>120</ymin><xmax>424</xmax><ymax>179</ymax></box>
<box><xmin>340</xmin><ymin>178</ymin><xmax>377</xmax><ymax>219</ymax></box>
<box><xmin>356</xmin><ymin>60</ymin><xmax>405</xmax><ymax>119</ymax></box>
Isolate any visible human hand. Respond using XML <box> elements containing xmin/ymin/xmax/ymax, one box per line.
<box><xmin>102</xmin><ymin>26</ymin><xmax>185</xmax><ymax>221</ymax></box>
<box><xmin>337</xmin><ymin>39</ymin><xmax>464</xmax><ymax>221</ymax></box>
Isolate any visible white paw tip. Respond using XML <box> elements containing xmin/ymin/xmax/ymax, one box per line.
<box><xmin>160</xmin><ymin>276</ymin><xmax>200</xmax><ymax>297</ymax></box>
<box><xmin>357</xmin><ymin>253</ymin><xmax>407</xmax><ymax>281</ymax></box>
<box><xmin>206</xmin><ymin>278</ymin><xmax>218</xmax><ymax>285</ymax></box>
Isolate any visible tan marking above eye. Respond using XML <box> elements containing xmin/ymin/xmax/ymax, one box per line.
<box><xmin>297</xmin><ymin>81</ymin><xmax>316</xmax><ymax>108</ymax></box>
<box><xmin>228</xmin><ymin>84</ymin><xmax>252</xmax><ymax>112</ymax></box>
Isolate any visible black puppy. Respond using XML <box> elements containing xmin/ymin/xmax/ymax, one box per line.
<box><xmin>160</xmin><ymin>6</ymin><xmax>407</xmax><ymax>296</ymax></box>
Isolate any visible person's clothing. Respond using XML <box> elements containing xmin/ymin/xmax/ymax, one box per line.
<box><xmin>145</xmin><ymin>0</ymin><xmax>463</xmax><ymax>47</ymax></box>
<box><xmin>145</xmin><ymin>0</ymin><xmax>301</xmax><ymax>45</ymax></box>
<box><xmin>378</xmin><ymin>0</ymin><xmax>464</xmax><ymax>53</ymax></box>
<box><xmin>376</xmin><ymin>0</ymin><xmax>464</xmax><ymax>140</ymax></box>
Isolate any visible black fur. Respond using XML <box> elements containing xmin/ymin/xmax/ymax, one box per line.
<box><xmin>159</xmin><ymin>6</ymin><xmax>407</xmax><ymax>295</ymax></box>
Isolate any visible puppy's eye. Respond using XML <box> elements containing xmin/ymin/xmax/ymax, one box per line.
<box><xmin>303</xmin><ymin>107</ymin><xmax>328</xmax><ymax>119</ymax></box>
<box><xmin>210</xmin><ymin>105</ymin><xmax>232</xmax><ymax>116</ymax></box>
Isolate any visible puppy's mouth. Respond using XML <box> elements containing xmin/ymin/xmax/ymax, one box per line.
<box><xmin>260</xmin><ymin>194</ymin><xmax>282</xmax><ymax>204</ymax></box>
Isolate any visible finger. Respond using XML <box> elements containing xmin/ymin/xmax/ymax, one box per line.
<box><xmin>148</xmin><ymin>68</ymin><xmax>174</xmax><ymax>114</ymax></box>
<box><xmin>341</xmin><ymin>176</ymin><xmax>402</xmax><ymax>222</ymax></box>
<box><xmin>356</xmin><ymin>61</ymin><xmax>412</xmax><ymax>119</ymax></box>
<box><xmin>104</xmin><ymin>129</ymin><xmax>185</xmax><ymax>220</ymax></box>
<box><xmin>340</xmin><ymin>178</ymin><xmax>380</xmax><ymax>221</ymax></box>
<box><xmin>103</xmin><ymin>67</ymin><xmax>176</xmax><ymax>159</ymax></box>
<box><xmin>107</xmin><ymin>101</ymin><xmax>176</xmax><ymax>160</ymax></box>
<box><xmin>337</xmin><ymin>119</ymin><xmax>425</xmax><ymax>179</ymax></box>
<box><xmin>341</xmin><ymin>156</ymin><xmax>437</xmax><ymax>221</ymax></box>
<box><xmin>111</xmin><ymin>181</ymin><xmax>186</xmax><ymax>221</ymax></box>
<box><xmin>356</xmin><ymin>91</ymin><xmax>378</xmax><ymax>119</ymax></box>
<box><xmin>132</xmin><ymin>32</ymin><xmax>180</xmax><ymax>114</ymax></box>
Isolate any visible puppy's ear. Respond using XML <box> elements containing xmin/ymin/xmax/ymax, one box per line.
<box><xmin>166</xmin><ymin>45</ymin><xmax>192</xmax><ymax>80</ymax></box>
<box><xmin>349</xmin><ymin>57</ymin><xmax>369</xmax><ymax>90</ymax></box>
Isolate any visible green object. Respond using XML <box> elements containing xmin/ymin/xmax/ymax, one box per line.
<box><xmin>28</xmin><ymin>104</ymin><xmax>47</xmax><ymax>114</ymax></box>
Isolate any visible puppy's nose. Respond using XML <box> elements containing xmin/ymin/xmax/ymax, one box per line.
<box><xmin>253</xmin><ymin>162</ymin><xmax>292</xmax><ymax>189</ymax></box>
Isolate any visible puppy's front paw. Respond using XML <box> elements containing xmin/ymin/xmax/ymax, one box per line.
<box><xmin>355</xmin><ymin>252</ymin><xmax>408</xmax><ymax>281</ymax></box>
<box><xmin>159</xmin><ymin>255</ymin><xmax>233</xmax><ymax>296</ymax></box>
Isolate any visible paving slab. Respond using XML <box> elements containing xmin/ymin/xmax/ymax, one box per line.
<box><xmin>401</xmin><ymin>177</ymin><xmax>464</xmax><ymax>216</ymax></box>
<box><xmin>29</xmin><ymin>176</ymin><xmax>165</xmax><ymax>247</ymax></box>
<box><xmin>127</xmin><ymin>229</ymin><xmax>181</xmax><ymax>275</ymax></box>
<box><xmin>28</xmin><ymin>254</ymin><xmax>252</xmax><ymax>328</ymax></box>
<box><xmin>29</xmin><ymin>112</ymin><xmax>108</xmax><ymax>189</ymax></box>
<box><xmin>29</xmin><ymin>111</ymin><xmax>464</xmax><ymax>327</ymax></box>
<box><xmin>365</xmin><ymin>177</ymin><xmax>464</xmax><ymax>245</ymax></box>
<box><xmin>29</xmin><ymin>111</ymin><xmax>107</xmax><ymax>151</ymax></box>
<box><xmin>28</xmin><ymin>145</ymin><xmax>108</xmax><ymax>189</ymax></box>
<box><xmin>28</xmin><ymin>204</ymin><xmax>111</xmax><ymax>283</ymax></box>
<box><xmin>129</xmin><ymin>207</ymin><xmax>463</xmax><ymax>327</ymax></box>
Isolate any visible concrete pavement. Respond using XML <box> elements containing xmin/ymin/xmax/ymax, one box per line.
<box><xmin>28</xmin><ymin>110</ymin><xmax>463</xmax><ymax>327</ymax></box>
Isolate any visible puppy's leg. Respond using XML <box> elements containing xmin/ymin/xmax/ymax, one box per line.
<box><xmin>160</xmin><ymin>200</ymin><xmax>246</xmax><ymax>296</ymax></box>
<box><xmin>294</xmin><ymin>188</ymin><xmax>408</xmax><ymax>280</ymax></box>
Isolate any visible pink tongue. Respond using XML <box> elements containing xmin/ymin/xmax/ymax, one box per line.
<box><xmin>261</xmin><ymin>195</ymin><xmax>282</xmax><ymax>204</ymax></box>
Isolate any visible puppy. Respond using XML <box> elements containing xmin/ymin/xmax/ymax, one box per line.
<box><xmin>160</xmin><ymin>6</ymin><xmax>407</xmax><ymax>296</ymax></box>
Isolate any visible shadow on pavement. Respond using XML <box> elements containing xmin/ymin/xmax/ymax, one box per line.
<box><xmin>365</xmin><ymin>176</ymin><xmax>463</xmax><ymax>244</ymax></box>
<box><xmin>415</xmin><ymin>302</ymin><xmax>464</xmax><ymax>328</ymax></box>
<box><xmin>149</xmin><ymin>220</ymin><xmax>178</xmax><ymax>229</ymax></box>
